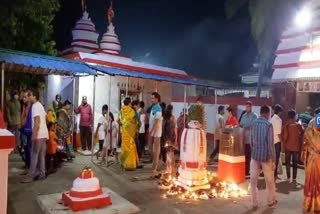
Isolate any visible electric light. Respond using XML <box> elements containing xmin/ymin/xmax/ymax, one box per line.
<box><xmin>295</xmin><ymin>7</ymin><xmax>312</xmax><ymax>29</ymax></box>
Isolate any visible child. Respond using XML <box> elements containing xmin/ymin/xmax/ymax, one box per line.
<box><xmin>46</xmin><ymin>122</ymin><xmax>58</xmax><ymax>174</ymax></box>
<box><xmin>95</xmin><ymin>105</ymin><xmax>108</xmax><ymax>160</ymax></box>
<box><xmin>100</xmin><ymin>112</ymin><xmax>119</xmax><ymax>165</ymax></box>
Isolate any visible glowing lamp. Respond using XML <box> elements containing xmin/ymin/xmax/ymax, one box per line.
<box><xmin>295</xmin><ymin>7</ymin><xmax>311</xmax><ymax>28</ymax></box>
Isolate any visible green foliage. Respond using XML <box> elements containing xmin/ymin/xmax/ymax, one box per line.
<box><xmin>187</xmin><ymin>104</ymin><xmax>205</xmax><ymax>126</ymax></box>
<box><xmin>0</xmin><ymin>0</ymin><xmax>59</xmax><ymax>55</ymax></box>
<box><xmin>225</xmin><ymin>0</ymin><xmax>248</xmax><ymax>19</ymax></box>
<box><xmin>6</xmin><ymin>73</ymin><xmax>45</xmax><ymax>91</ymax></box>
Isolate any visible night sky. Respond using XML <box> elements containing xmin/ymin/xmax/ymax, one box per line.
<box><xmin>54</xmin><ymin>0</ymin><xmax>257</xmax><ymax>83</ymax></box>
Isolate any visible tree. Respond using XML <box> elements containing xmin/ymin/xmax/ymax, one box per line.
<box><xmin>0</xmin><ymin>0</ymin><xmax>59</xmax><ymax>55</ymax></box>
<box><xmin>225</xmin><ymin>0</ymin><xmax>301</xmax><ymax>97</ymax></box>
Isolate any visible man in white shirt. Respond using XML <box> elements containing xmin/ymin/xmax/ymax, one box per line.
<box><xmin>270</xmin><ymin>104</ymin><xmax>283</xmax><ymax>180</ymax></box>
<box><xmin>22</xmin><ymin>89</ymin><xmax>49</xmax><ymax>183</ymax></box>
<box><xmin>149</xmin><ymin>92</ymin><xmax>163</xmax><ymax>176</ymax></box>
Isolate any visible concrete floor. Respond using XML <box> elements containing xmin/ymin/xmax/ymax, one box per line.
<box><xmin>7</xmin><ymin>146</ymin><xmax>306</xmax><ymax>214</ymax></box>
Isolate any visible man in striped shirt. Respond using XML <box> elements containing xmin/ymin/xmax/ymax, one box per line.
<box><xmin>250</xmin><ymin>105</ymin><xmax>277</xmax><ymax>209</ymax></box>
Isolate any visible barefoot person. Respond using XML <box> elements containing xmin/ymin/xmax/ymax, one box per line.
<box><xmin>75</xmin><ymin>96</ymin><xmax>93</xmax><ymax>151</ymax></box>
<box><xmin>21</xmin><ymin>89</ymin><xmax>49</xmax><ymax>183</ymax></box>
<box><xmin>240</xmin><ymin>101</ymin><xmax>258</xmax><ymax>176</ymax></box>
<box><xmin>282</xmin><ymin>110</ymin><xmax>303</xmax><ymax>183</ymax></box>
<box><xmin>95</xmin><ymin>105</ymin><xmax>108</xmax><ymax>160</ymax></box>
<box><xmin>250</xmin><ymin>105</ymin><xmax>277</xmax><ymax>208</ymax></box>
<box><xmin>119</xmin><ymin>98</ymin><xmax>139</xmax><ymax>170</ymax></box>
<box><xmin>149</xmin><ymin>92</ymin><xmax>163</xmax><ymax>176</ymax></box>
<box><xmin>162</xmin><ymin>104</ymin><xmax>177</xmax><ymax>177</ymax></box>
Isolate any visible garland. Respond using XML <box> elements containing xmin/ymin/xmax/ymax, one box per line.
<box><xmin>187</xmin><ymin>104</ymin><xmax>205</xmax><ymax>127</ymax></box>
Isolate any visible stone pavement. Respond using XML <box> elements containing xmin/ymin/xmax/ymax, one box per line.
<box><xmin>8</xmin><ymin>150</ymin><xmax>306</xmax><ymax>214</ymax></box>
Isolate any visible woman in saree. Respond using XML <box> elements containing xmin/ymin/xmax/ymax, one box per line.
<box><xmin>119</xmin><ymin>97</ymin><xmax>139</xmax><ymax>170</ymax></box>
<box><xmin>56</xmin><ymin>100</ymin><xmax>75</xmax><ymax>159</ymax></box>
<box><xmin>302</xmin><ymin>117</ymin><xmax>320</xmax><ymax>213</ymax></box>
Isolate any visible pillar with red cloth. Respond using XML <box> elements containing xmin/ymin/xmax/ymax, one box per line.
<box><xmin>218</xmin><ymin>127</ymin><xmax>245</xmax><ymax>184</ymax></box>
<box><xmin>176</xmin><ymin>121</ymin><xmax>210</xmax><ymax>191</ymax></box>
<box><xmin>0</xmin><ymin>128</ymin><xmax>15</xmax><ymax>214</ymax></box>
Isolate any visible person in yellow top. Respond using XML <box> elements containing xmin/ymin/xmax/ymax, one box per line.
<box><xmin>47</xmin><ymin>104</ymin><xmax>57</xmax><ymax>124</ymax></box>
<box><xmin>118</xmin><ymin>97</ymin><xmax>139</xmax><ymax>170</ymax></box>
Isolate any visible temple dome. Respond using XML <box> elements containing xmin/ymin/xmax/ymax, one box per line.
<box><xmin>100</xmin><ymin>23</ymin><xmax>121</xmax><ymax>54</ymax></box>
<box><xmin>71</xmin><ymin>10</ymin><xmax>99</xmax><ymax>53</ymax></box>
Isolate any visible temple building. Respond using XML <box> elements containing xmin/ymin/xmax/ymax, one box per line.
<box><xmin>47</xmin><ymin>1</ymin><xmax>197</xmax><ymax>125</ymax></box>
<box><xmin>272</xmin><ymin>0</ymin><xmax>320</xmax><ymax>112</ymax></box>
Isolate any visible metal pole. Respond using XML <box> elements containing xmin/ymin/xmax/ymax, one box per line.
<box><xmin>91</xmin><ymin>75</ymin><xmax>96</xmax><ymax>161</ymax></box>
<box><xmin>71</xmin><ymin>77</ymin><xmax>76</xmax><ymax>152</ymax></box>
<box><xmin>0</xmin><ymin>63</ymin><xmax>3</xmax><ymax>110</ymax></box>
<box><xmin>106</xmin><ymin>75</ymin><xmax>112</xmax><ymax>162</ymax></box>
<box><xmin>214</xmin><ymin>89</ymin><xmax>217</xmax><ymax>105</ymax></box>
<box><xmin>125</xmin><ymin>76</ymin><xmax>129</xmax><ymax>97</ymax></box>
<box><xmin>183</xmin><ymin>84</ymin><xmax>187</xmax><ymax>128</ymax></box>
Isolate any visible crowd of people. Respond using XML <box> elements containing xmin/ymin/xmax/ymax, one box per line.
<box><xmin>1</xmin><ymin>89</ymin><xmax>180</xmax><ymax>183</ymax></box>
<box><xmin>116</xmin><ymin>92</ymin><xmax>179</xmax><ymax>177</ymax></box>
<box><xmin>210</xmin><ymin>101</ymin><xmax>319</xmax><ymax>212</ymax></box>
<box><xmin>2</xmin><ymin>88</ymin><xmax>320</xmax><ymax>212</ymax></box>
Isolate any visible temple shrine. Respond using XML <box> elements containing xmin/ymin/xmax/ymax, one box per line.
<box><xmin>272</xmin><ymin>0</ymin><xmax>320</xmax><ymax>111</ymax></box>
<box><xmin>47</xmin><ymin>0</ymin><xmax>195</xmax><ymax>127</ymax></box>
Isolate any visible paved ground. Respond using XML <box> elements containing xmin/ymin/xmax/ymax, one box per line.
<box><xmin>7</xmin><ymin>145</ymin><xmax>306</xmax><ymax>214</ymax></box>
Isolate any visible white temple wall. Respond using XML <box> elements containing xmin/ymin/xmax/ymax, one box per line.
<box><xmin>77</xmin><ymin>75</ymin><xmax>173</xmax><ymax>130</ymax></box>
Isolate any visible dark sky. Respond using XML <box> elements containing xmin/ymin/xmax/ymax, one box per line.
<box><xmin>54</xmin><ymin>0</ymin><xmax>257</xmax><ymax>83</ymax></box>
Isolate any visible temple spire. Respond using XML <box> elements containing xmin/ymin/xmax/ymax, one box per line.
<box><xmin>107</xmin><ymin>0</ymin><xmax>115</xmax><ymax>24</ymax></box>
<box><xmin>81</xmin><ymin>0</ymin><xmax>87</xmax><ymax>11</ymax></box>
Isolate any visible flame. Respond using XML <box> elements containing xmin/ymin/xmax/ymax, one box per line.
<box><xmin>158</xmin><ymin>172</ymin><xmax>248</xmax><ymax>201</ymax></box>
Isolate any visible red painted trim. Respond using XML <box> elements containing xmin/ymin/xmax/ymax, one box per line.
<box><xmin>281</xmin><ymin>27</ymin><xmax>320</xmax><ymax>40</ymax></box>
<box><xmin>62</xmin><ymin>192</ymin><xmax>112</xmax><ymax>212</ymax></box>
<box><xmin>72</xmin><ymin>39</ymin><xmax>98</xmax><ymax>44</ymax></box>
<box><xmin>273</xmin><ymin>60</ymin><xmax>320</xmax><ymax>69</ymax></box>
<box><xmin>100</xmin><ymin>48</ymin><xmax>120</xmax><ymax>52</ymax></box>
<box><xmin>103</xmin><ymin>34</ymin><xmax>118</xmax><ymax>38</ymax></box>
<box><xmin>186</xmin><ymin>162</ymin><xmax>199</xmax><ymax>168</ymax></box>
<box><xmin>61</xmin><ymin>52</ymin><xmax>81</xmax><ymax>59</ymax></box>
<box><xmin>71</xmin><ymin>45</ymin><xmax>99</xmax><ymax>51</ymax></box>
<box><xmin>76</xmin><ymin>22</ymin><xmax>94</xmax><ymax>27</ymax></box>
<box><xmin>276</xmin><ymin>45</ymin><xmax>307</xmax><ymax>54</ymax></box>
<box><xmin>179</xmin><ymin>161</ymin><xmax>207</xmax><ymax>169</ymax></box>
<box><xmin>218</xmin><ymin>160</ymin><xmax>245</xmax><ymax>184</ymax></box>
<box><xmin>69</xmin><ymin>188</ymin><xmax>103</xmax><ymax>198</ymax></box>
<box><xmin>95</xmin><ymin>51</ymin><xmax>130</xmax><ymax>58</ymax></box>
<box><xmin>73</xmin><ymin>28</ymin><xmax>98</xmax><ymax>33</ymax></box>
<box><xmin>100</xmin><ymin>41</ymin><xmax>121</xmax><ymax>45</ymax></box>
<box><xmin>0</xmin><ymin>135</ymin><xmax>15</xmax><ymax>149</ymax></box>
<box><xmin>276</xmin><ymin>44</ymin><xmax>320</xmax><ymax>55</ymax></box>
<box><xmin>82</xmin><ymin>58</ymin><xmax>191</xmax><ymax>79</ymax></box>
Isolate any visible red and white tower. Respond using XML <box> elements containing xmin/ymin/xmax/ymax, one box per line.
<box><xmin>64</xmin><ymin>1</ymin><xmax>99</xmax><ymax>54</ymax></box>
<box><xmin>100</xmin><ymin>1</ymin><xmax>121</xmax><ymax>55</ymax></box>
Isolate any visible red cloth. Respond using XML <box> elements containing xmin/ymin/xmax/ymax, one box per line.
<box><xmin>225</xmin><ymin>116</ymin><xmax>239</xmax><ymax>126</ymax></box>
<box><xmin>0</xmin><ymin>110</ymin><xmax>5</xmax><ymax>128</ymax></box>
<box><xmin>75</xmin><ymin>104</ymin><xmax>93</xmax><ymax>127</ymax></box>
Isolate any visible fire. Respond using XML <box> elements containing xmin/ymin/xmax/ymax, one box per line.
<box><xmin>158</xmin><ymin>172</ymin><xmax>248</xmax><ymax>201</ymax></box>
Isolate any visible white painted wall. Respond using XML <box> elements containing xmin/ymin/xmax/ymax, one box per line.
<box><xmin>77</xmin><ymin>75</ymin><xmax>172</xmax><ymax>131</ymax></box>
